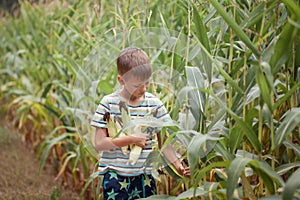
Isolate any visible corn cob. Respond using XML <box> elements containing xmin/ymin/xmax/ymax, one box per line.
<box><xmin>103</xmin><ymin>112</ymin><xmax>128</xmax><ymax>155</ymax></box>
<box><xmin>128</xmin><ymin>127</ymin><xmax>143</xmax><ymax>165</ymax></box>
<box><xmin>119</xmin><ymin>101</ymin><xmax>144</xmax><ymax>165</ymax></box>
<box><xmin>128</xmin><ymin>145</ymin><xmax>143</xmax><ymax>165</ymax></box>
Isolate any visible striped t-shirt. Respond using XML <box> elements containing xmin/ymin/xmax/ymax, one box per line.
<box><xmin>91</xmin><ymin>91</ymin><xmax>171</xmax><ymax>177</ymax></box>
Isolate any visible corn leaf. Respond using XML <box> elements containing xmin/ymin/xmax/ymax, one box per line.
<box><xmin>174</xmin><ymin>187</ymin><xmax>207</xmax><ymax>200</ymax></box>
<box><xmin>227</xmin><ymin>157</ymin><xmax>251</xmax><ymax>200</ymax></box>
<box><xmin>229</xmin><ymin>126</ymin><xmax>243</xmax><ymax>154</ymax></box>
<box><xmin>192</xmin><ymin>3</ymin><xmax>212</xmax><ymax>83</ymax></box>
<box><xmin>276</xmin><ymin>161</ymin><xmax>300</xmax><ymax>176</ymax></box>
<box><xmin>269</xmin><ymin>15</ymin><xmax>299</xmax><ymax>74</ymax></box>
<box><xmin>282</xmin><ymin>168</ymin><xmax>300</xmax><ymax>200</ymax></box>
<box><xmin>186</xmin><ymin>132</ymin><xmax>220</xmax><ymax>177</ymax></box>
<box><xmin>210</xmin><ymin>90</ymin><xmax>261</xmax><ymax>152</ymax></box>
<box><xmin>274</xmin><ymin>108</ymin><xmax>300</xmax><ymax>150</ymax></box>
<box><xmin>281</xmin><ymin>0</ymin><xmax>300</xmax><ymax>20</ymax></box>
<box><xmin>185</xmin><ymin>66</ymin><xmax>206</xmax><ymax>130</ymax></box>
<box><xmin>210</xmin><ymin>0</ymin><xmax>260</xmax><ymax>57</ymax></box>
<box><xmin>140</xmin><ymin>195</ymin><xmax>175</xmax><ymax>200</ymax></box>
<box><xmin>256</xmin><ymin>64</ymin><xmax>273</xmax><ymax>111</ymax></box>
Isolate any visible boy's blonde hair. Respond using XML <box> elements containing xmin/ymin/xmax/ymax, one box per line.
<box><xmin>117</xmin><ymin>47</ymin><xmax>152</xmax><ymax>81</ymax></box>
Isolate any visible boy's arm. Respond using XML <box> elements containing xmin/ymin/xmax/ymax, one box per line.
<box><xmin>94</xmin><ymin>127</ymin><xmax>148</xmax><ymax>151</ymax></box>
<box><xmin>158</xmin><ymin>133</ymin><xmax>190</xmax><ymax>176</ymax></box>
<box><xmin>163</xmin><ymin>144</ymin><xmax>189</xmax><ymax>176</ymax></box>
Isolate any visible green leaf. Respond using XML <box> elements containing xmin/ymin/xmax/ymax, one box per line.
<box><xmin>283</xmin><ymin>140</ymin><xmax>300</xmax><ymax>158</ymax></box>
<box><xmin>214</xmin><ymin>143</ymin><xmax>235</xmax><ymax>161</ymax></box>
<box><xmin>38</xmin><ymin>133</ymin><xmax>73</xmax><ymax>173</ymax></box>
<box><xmin>227</xmin><ymin>158</ymin><xmax>284</xmax><ymax>200</ymax></box>
<box><xmin>227</xmin><ymin>157</ymin><xmax>252</xmax><ymax>200</ymax></box>
<box><xmin>174</xmin><ymin>187</ymin><xmax>207</xmax><ymax>200</ymax></box>
<box><xmin>240</xmin><ymin>2</ymin><xmax>265</xmax><ymax>28</ymax></box>
<box><xmin>256</xmin><ymin>63</ymin><xmax>273</xmax><ymax>111</ymax></box>
<box><xmin>282</xmin><ymin>168</ymin><xmax>300</xmax><ymax>200</ymax></box>
<box><xmin>229</xmin><ymin>126</ymin><xmax>243</xmax><ymax>154</ymax></box>
<box><xmin>192</xmin><ymin>3</ymin><xmax>212</xmax><ymax>83</ymax></box>
<box><xmin>269</xmin><ymin>16</ymin><xmax>299</xmax><ymax>74</ymax></box>
<box><xmin>195</xmin><ymin>161</ymin><xmax>230</xmax><ymax>183</ymax></box>
<box><xmin>249</xmin><ymin>160</ymin><xmax>284</xmax><ymax>192</ymax></box>
<box><xmin>276</xmin><ymin>161</ymin><xmax>300</xmax><ymax>176</ymax></box>
<box><xmin>185</xmin><ymin>66</ymin><xmax>206</xmax><ymax>114</ymax></box>
<box><xmin>98</xmin><ymin>80</ymin><xmax>113</xmax><ymax>95</ymax></box>
<box><xmin>273</xmin><ymin>81</ymin><xmax>300</xmax><ymax>111</ymax></box>
<box><xmin>140</xmin><ymin>195</ymin><xmax>175</xmax><ymax>200</ymax></box>
<box><xmin>55</xmin><ymin>151</ymin><xmax>77</xmax><ymax>180</ymax></box>
<box><xmin>259</xmin><ymin>195</ymin><xmax>282</xmax><ymax>200</ymax></box>
<box><xmin>185</xmin><ymin>66</ymin><xmax>206</xmax><ymax>131</ymax></box>
<box><xmin>281</xmin><ymin>0</ymin><xmax>300</xmax><ymax>20</ymax></box>
<box><xmin>210</xmin><ymin>90</ymin><xmax>261</xmax><ymax>152</ymax></box>
<box><xmin>210</xmin><ymin>0</ymin><xmax>260</xmax><ymax>57</ymax></box>
<box><xmin>206</xmin><ymin>108</ymin><xmax>226</xmax><ymax>132</ymax></box>
<box><xmin>163</xmin><ymin>164</ymin><xmax>183</xmax><ymax>180</ymax></box>
<box><xmin>187</xmin><ymin>132</ymin><xmax>220</xmax><ymax>177</ymax></box>
<box><xmin>274</xmin><ymin>108</ymin><xmax>300</xmax><ymax>150</ymax></box>
<box><xmin>41</xmin><ymin>82</ymin><xmax>53</xmax><ymax>98</ymax></box>
<box><xmin>80</xmin><ymin>171</ymin><xmax>99</xmax><ymax>199</ymax></box>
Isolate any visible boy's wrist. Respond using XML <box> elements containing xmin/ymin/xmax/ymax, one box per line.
<box><xmin>172</xmin><ymin>159</ymin><xmax>182</xmax><ymax>169</ymax></box>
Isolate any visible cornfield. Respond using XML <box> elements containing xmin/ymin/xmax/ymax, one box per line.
<box><xmin>1</xmin><ymin>0</ymin><xmax>300</xmax><ymax>199</ymax></box>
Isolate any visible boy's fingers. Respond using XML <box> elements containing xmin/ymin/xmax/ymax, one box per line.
<box><xmin>183</xmin><ymin>167</ymin><xmax>190</xmax><ymax>176</ymax></box>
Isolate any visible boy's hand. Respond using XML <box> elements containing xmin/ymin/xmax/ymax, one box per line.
<box><xmin>173</xmin><ymin>160</ymin><xmax>190</xmax><ymax>177</ymax></box>
<box><xmin>131</xmin><ymin>132</ymin><xmax>149</xmax><ymax>149</ymax></box>
<box><xmin>177</xmin><ymin>165</ymin><xmax>190</xmax><ymax>177</ymax></box>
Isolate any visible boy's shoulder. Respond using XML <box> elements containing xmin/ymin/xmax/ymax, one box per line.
<box><xmin>144</xmin><ymin>92</ymin><xmax>157</xmax><ymax>99</ymax></box>
<box><xmin>144</xmin><ymin>92</ymin><xmax>162</xmax><ymax>103</ymax></box>
<box><xmin>101</xmin><ymin>91</ymin><xmax>120</xmax><ymax>102</ymax></box>
<box><xmin>104</xmin><ymin>91</ymin><xmax>119</xmax><ymax>98</ymax></box>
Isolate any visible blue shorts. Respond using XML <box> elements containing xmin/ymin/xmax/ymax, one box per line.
<box><xmin>102</xmin><ymin>171</ymin><xmax>156</xmax><ymax>200</ymax></box>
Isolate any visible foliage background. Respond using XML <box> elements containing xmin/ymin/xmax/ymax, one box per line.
<box><xmin>0</xmin><ymin>0</ymin><xmax>300</xmax><ymax>199</ymax></box>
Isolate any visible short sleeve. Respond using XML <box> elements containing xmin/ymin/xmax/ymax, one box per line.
<box><xmin>90</xmin><ymin>97</ymin><xmax>110</xmax><ymax>128</ymax></box>
<box><xmin>154</xmin><ymin>100</ymin><xmax>172</xmax><ymax>122</ymax></box>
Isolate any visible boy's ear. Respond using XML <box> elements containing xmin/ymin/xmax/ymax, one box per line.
<box><xmin>118</xmin><ymin>74</ymin><xmax>124</xmax><ymax>85</ymax></box>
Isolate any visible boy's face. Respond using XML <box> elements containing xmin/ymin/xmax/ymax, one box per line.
<box><xmin>118</xmin><ymin>74</ymin><xmax>150</xmax><ymax>101</ymax></box>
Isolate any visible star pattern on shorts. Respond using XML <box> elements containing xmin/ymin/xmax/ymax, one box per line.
<box><xmin>103</xmin><ymin>180</ymin><xmax>109</xmax><ymax>189</ymax></box>
<box><xmin>119</xmin><ymin>179</ymin><xmax>128</xmax><ymax>190</ymax></box>
<box><xmin>108</xmin><ymin>171</ymin><xmax>119</xmax><ymax>180</ymax></box>
<box><xmin>107</xmin><ymin>188</ymin><xmax>118</xmax><ymax>200</ymax></box>
<box><xmin>128</xmin><ymin>187</ymin><xmax>140</xmax><ymax>199</ymax></box>
<box><xmin>151</xmin><ymin>188</ymin><xmax>157</xmax><ymax>195</ymax></box>
<box><xmin>144</xmin><ymin>176</ymin><xmax>151</xmax><ymax>187</ymax></box>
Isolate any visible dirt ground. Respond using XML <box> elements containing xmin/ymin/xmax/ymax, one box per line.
<box><xmin>0</xmin><ymin>120</ymin><xmax>81</xmax><ymax>200</ymax></box>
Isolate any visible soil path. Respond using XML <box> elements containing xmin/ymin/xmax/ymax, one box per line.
<box><xmin>0</xmin><ymin>120</ymin><xmax>80</xmax><ymax>200</ymax></box>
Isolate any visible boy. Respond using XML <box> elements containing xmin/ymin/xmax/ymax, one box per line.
<box><xmin>91</xmin><ymin>47</ymin><xmax>189</xmax><ymax>200</ymax></box>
